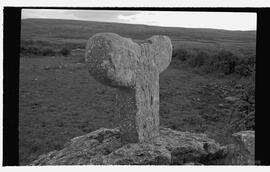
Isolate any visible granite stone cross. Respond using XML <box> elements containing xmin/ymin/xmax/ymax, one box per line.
<box><xmin>85</xmin><ymin>33</ymin><xmax>172</xmax><ymax>143</ymax></box>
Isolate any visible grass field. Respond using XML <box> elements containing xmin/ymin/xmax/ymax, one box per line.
<box><xmin>19</xmin><ymin>19</ymin><xmax>256</xmax><ymax>165</ymax></box>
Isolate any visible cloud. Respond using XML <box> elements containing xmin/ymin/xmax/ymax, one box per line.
<box><xmin>22</xmin><ymin>9</ymin><xmax>80</xmax><ymax>20</ymax></box>
<box><xmin>22</xmin><ymin>9</ymin><xmax>140</xmax><ymax>22</ymax></box>
<box><xmin>69</xmin><ymin>10</ymin><xmax>138</xmax><ymax>21</ymax></box>
<box><xmin>118</xmin><ymin>12</ymin><xmax>158</xmax><ymax>25</ymax></box>
<box><xmin>21</xmin><ymin>9</ymin><xmax>256</xmax><ymax>31</ymax></box>
<box><xmin>118</xmin><ymin>11</ymin><xmax>257</xmax><ymax>31</ymax></box>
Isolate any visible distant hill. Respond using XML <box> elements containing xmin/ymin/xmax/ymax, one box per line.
<box><xmin>20</xmin><ymin>18</ymin><xmax>256</xmax><ymax>56</ymax></box>
<box><xmin>21</xmin><ymin>18</ymin><xmax>256</xmax><ymax>42</ymax></box>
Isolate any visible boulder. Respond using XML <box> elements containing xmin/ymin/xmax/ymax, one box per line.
<box><xmin>157</xmin><ymin>127</ymin><xmax>227</xmax><ymax>164</ymax></box>
<box><xmin>30</xmin><ymin>127</ymin><xmax>228</xmax><ymax>165</ymax></box>
<box><xmin>30</xmin><ymin>128</ymin><xmax>124</xmax><ymax>165</ymax></box>
<box><xmin>90</xmin><ymin>143</ymin><xmax>171</xmax><ymax>165</ymax></box>
<box><xmin>232</xmin><ymin>130</ymin><xmax>255</xmax><ymax>165</ymax></box>
<box><xmin>211</xmin><ymin>131</ymin><xmax>255</xmax><ymax>165</ymax></box>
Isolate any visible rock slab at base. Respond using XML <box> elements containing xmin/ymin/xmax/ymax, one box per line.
<box><xmin>232</xmin><ymin>130</ymin><xmax>255</xmax><ymax>165</ymax></box>
<box><xmin>90</xmin><ymin>143</ymin><xmax>171</xmax><ymax>165</ymax></box>
<box><xmin>30</xmin><ymin>127</ymin><xmax>231</xmax><ymax>165</ymax></box>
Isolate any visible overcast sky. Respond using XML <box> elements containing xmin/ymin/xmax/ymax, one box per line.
<box><xmin>22</xmin><ymin>9</ymin><xmax>257</xmax><ymax>31</ymax></box>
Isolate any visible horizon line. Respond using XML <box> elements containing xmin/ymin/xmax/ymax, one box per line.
<box><xmin>21</xmin><ymin>17</ymin><xmax>257</xmax><ymax>32</ymax></box>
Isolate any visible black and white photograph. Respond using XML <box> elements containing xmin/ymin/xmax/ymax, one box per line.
<box><xmin>16</xmin><ymin>9</ymin><xmax>257</xmax><ymax>166</ymax></box>
<box><xmin>4</xmin><ymin>5</ymin><xmax>270</xmax><ymax>167</ymax></box>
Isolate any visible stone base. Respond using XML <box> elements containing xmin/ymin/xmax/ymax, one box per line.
<box><xmin>30</xmin><ymin>128</ymin><xmax>253</xmax><ymax>165</ymax></box>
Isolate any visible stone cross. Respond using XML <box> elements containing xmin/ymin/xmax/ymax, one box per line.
<box><xmin>85</xmin><ymin>33</ymin><xmax>172</xmax><ymax>143</ymax></box>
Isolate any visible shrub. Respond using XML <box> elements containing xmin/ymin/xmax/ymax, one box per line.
<box><xmin>20</xmin><ymin>45</ymin><xmax>57</xmax><ymax>57</ymax></box>
<box><xmin>235</xmin><ymin>64</ymin><xmax>252</xmax><ymax>77</ymax></box>
<box><xmin>20</xmin><ymin>39</ymin><xmax>83</xmax><ymax>57</ymax></box>
<box><xmin>215</xmin><ymin>50</ymin><xmax>239</xmax><ymax>75</ymax></box>
<box><xmin>242</xmin><ymin>83</ymin><xmax>255</xmax><ymax>103</ymax></box>
<box><xmin>184</xmin><ymin>50</ymin><xmax>240</xmax><ymax>75</ymax></box>
<box><xmin>59</xmin><ymin>47</ymin><xmax>70</xmax><ymax>56</ymax></box>
<box><xmin>229</xmin><ymin>81</ymin><xmax>255</xmax><ymax>131</ymax></box>
<box><xmin>246</xmin><ymin>55</ymin><xmax>256</xmax><ymax>66</ymax></box>
<box><xmin>234</xmin><ymin>55</ymin><xmax>255</xmax><ymax>77</ymax></box>
<box><xmin>172</xmin><ymin>48</ymin><xmax>255</xmax><ymax>77</ymax></box>
<box><xmin>41</xmin><ymin>47</ymin><xmax>56</xmax><ymax>56</ymax></box>
<box><xmin>172</xmin><ymin>48</ymin><xmax>193</xmax><ymax>61</ymax></box>
<box><xmin>20</xmin><ymin>45</ymin><xmax>41</xmax><ymax>56</ymax></box>
<box><xmin>200</xmin><ymin>60</ymin><xmax>215</xmax><ymax>73</ymax></box>
<box><xmin>64</xmin><ymin>43</ymin><xmax>85</xmax><ymax>50</ymax></box>
<box><xmin>198</xmin><ymin>50</ymin><xmax>239</xmax><ymax>75</ymax></box>
<box><xmin>188</xmin><ymin>51</ymin><xmax>208</xmax><ymax>67</ymax></box>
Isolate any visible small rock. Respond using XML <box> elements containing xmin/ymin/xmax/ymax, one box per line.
<box><xmin>248</xmin><ymin>96</ymin><xmax>255</xmax><ymax>104</ymax></box>
<box><xmin>44</xmin><ymin>66</ymin><xmax>50</xmax><ymax>70</ymax></box>
<box><xmin>218</xmin><ymin>103</ymin><xmax>225</xmax><ymax>108</ymax></box>
<box><xmin>224</xmin><ymin>96</ymin><xmax>239</xmax><ymax>103</ymax></box>
<box><xmin>96</xmin><ymin>89</ymin><xmax>106</xmax><ymax>95</ymax></box>
<box><xmin>175</xmin><ymin>90</ymin><xmax>182</xmax><ymax>95</ymax></box>
<box><xmin>235</xmin><ymin>84</ymin><xmax>243</xmax><ymax>89</ymax></box>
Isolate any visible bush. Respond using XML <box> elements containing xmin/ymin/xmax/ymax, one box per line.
<box><xmin>229</xmin><ymin>79</ymin><xmax>255</xmax><ymax>131</ymax></box>
<box><xmin>20</xmin><ymin>39</ymin><xmax>82</xmax><ymax>57</ymax></box>
<box><xmin>20</xmin><ymin>45</ymin><xmax>57</xmax><ymax>57</ymax></box>
<box><xmin>41</xmin><ymin>47</ymin><xmax>56</xmax><ymax>56</ymax></box>
<box><xmin>188</xmin><ymin>51</ymin><xmax>208</xmax><ymax>67</ymax></box>
<box><xmin>234</xmin><ymin>55</ymin><xmax>255</xmax><ymax>77</ymax></box>
<box><xmin>172</xmin><ymin>47</ymin><xmax>256</xmax><ymax>77</ymax></box>
<box><xmin>183</xmin><ymin>50</ymin><xmax>240</xmax><ymax>75</ymax></box>
<box><xmin>235</xmin><ymin>64</ymin><xmax>252</xmax><ymax>77</ymax></box>
<box><xmin>246</xmin><ymin>55</ymin><xmax>256</xmax><ymax>66</ymax></box>
<box><xmin>242</xmin><ymin>83</ymin><xmax>255</xmax><ymax>103</ymax></box>
<box><xmin>20</xmin><ymin>45</ymin><xmax>41</xmax><ymax>56</ymax></box>
<box><xmin>172</xmin><ymin>48</ymin><xmax>193</xmax><ymax>61</ymax></box>
<box><xmin>59</xmin><ymin>47</ymin><xmax>70</xmax><ymax>56</ymax></box>
<box><xmin>215</xmin><ymin>50</ymin><xmax>239</xmax><ymax>75</ymax></box>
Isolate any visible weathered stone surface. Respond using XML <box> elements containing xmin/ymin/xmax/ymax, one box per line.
<box><xmin>85</xmin><ymin>33</ymin><xmax>172</xmax><ymax>143</ymax></box>
<box><xmin>85</xmin><ymin>33</ymin><xmax>139</xmax><ymax>88</ymax></box>
<box><xmin>232</xmin><ymin>130</ymin><xmax>255</xmax><ymax>165</ymax></box>
<box><xmin>90</xmin><ymin>143</ymin><xmax>171</xmax><ymax>165</ymax></box>
<box><xmin>210</xmin><ymin>131</ymin><xmax>255</xmax><ymax>165</ymax></box>
<box><xmin>157</xmin><ymin>127</ymin><xmax>227</xmax><ymax>164</ymax></box>
<box><xmin>30</xmin><ymin>128</ymin><xmax>124</xmax><ymax>165</ymax></box>
<box><xmin>30</xmin><ymin>127</ymin><xmax>229</xmax><ymax>165</ymax></box>
<box><xmin>30</xmin><ymin>33</ymin><xmax>255</xmax><ymax>166</ymax></box>
<box><xmin>233</xmin><ymin>130</ymin><xmax>255</xmax><ymax>155</ymax></box>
